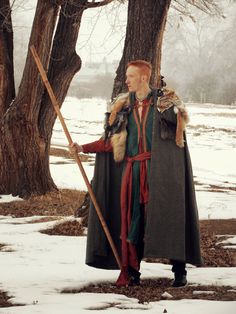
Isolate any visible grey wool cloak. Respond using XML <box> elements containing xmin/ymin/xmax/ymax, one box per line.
<box><xmin>85</xmin><ymin>90</ymin><xmax>202</xmax><ymax>270</ymax></box>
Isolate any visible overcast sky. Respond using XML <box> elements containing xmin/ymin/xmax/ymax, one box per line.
<box><xmin>12</xmin><ymin>0</ymin><xmax>127</xmax><ymax>63</ymax></box>
<box><xmin>12</xmin><ymin>0</ymin><xmax>235</xmax><ymax>63</ymax></box>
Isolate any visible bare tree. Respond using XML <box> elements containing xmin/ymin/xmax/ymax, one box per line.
<box><xmin>0</xmin><ymin>0</ymin><xmax>114</xmax><ymax>198</ymax></box>
<box><xmin>112</xmin><ymin>0</ymin><xmax>222</xmax><ymax>98</ymax></box>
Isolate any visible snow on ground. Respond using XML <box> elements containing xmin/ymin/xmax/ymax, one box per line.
<box><xmin>50</xmin><ymin>97</ymin><xmax>236</xmax><ymax>219</ymax></box>
<box><xmin>0</xmin><ymin>195</ymin><xmax>23</xmax><ymax>203</ymax></box>
<box><xmin>0</xmin><ymin>97</ymin><xmax>236</xmax><ymax>313</ymax></box>
<box><xmin>50</xmin><ymin>156</ymin><xmax>94</xmax><ymax>191</ymax></box>
<box><xmin>0</xmin><ymin>216</ymin><xmax>235</xmax><ymax>314</ymax></box>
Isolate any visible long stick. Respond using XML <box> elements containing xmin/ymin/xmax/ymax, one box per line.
<box><xmin>30</xmin><ymin>45</ymin><xmax>121</xmax><ymax>270</ymax></box>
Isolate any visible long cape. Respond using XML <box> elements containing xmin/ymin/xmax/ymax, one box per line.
<box><xmin>85</xmin><ymin>94</ymin><xmax>202</xmax><ymax>269</ymax></box>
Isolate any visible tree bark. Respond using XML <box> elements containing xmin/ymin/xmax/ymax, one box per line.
<box><xmin>0</xmin><ymin>0</ymin><xmax>15</xmax><ymax>118</ymax></box>
<box><xmin>112</xmin><ymin>0</ymin><xmax>171</xmax><ymax>99</ymax></box>
<box><xmin>0</xmin><ymin>0</ymin><xmax>60</xmax><ymax>197</ymax></box>
<box><xmin>0</xmin><ymin>0</ymin><xmax>113</xmax><ymax>198</ymax></box>
<box><xmin>38</xmin><ymin>1</ymin><xmax>86</xmax><ymax>141</ymax></box>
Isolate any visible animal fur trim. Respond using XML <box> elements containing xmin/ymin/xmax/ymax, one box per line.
<box><xmin>108</xmin><ymin>88</ymin><xmax>189</xmax><ymax>160</ymax></box>
<box><xmin>109</xmin><ymin>93</ymin><xmax>129</xmax><ymax>126</ymax></box>
<box><xmin>111</xmin><ymin>128</ymin><xmax>127</xmax><ymax>162</ymax></box>
<box><xmin>158</xmin><ymin>88</ymin><xmax>189</xmax><ymax>148</ymax></box>
<box><xmin>107</xmin><ymin>93</ymin><xmax>129</xmax><ymax>162</ymax></box>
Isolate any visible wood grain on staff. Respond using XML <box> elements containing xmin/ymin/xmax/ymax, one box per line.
<box><xmin>30</xmin><ymin>45</ymin><xmax>121</xmax><ymax>270</ymax></box>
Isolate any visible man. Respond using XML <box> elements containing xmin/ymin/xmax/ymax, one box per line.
<box><xmin>70</xmin><ymin>60</ymin><xmax>202</xmax><ymax>287</ymax></box>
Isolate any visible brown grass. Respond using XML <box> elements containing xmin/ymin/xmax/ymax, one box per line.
<box><xmin>50</xmin><ymin>147</ymin><xmax>91</xmax><ymax>162</ymax></box>
<box><xmin>40</xmin><ymin>219</ymin><xmax>84</xmax><ymax>236</ymax></box>
<box><xmin>0</xmin><ymin>189</ymin><xmax>86</xmax><ymax>218</ymax></box>
<box><xmin>62</xmin><ymin>278</ymin><xmax>236</xmax><ymax>303</ymax></box>
<box><xmin>0</xmin><ymin>290</ymin><xmax>24</xmax><ymax>308</ymax></box>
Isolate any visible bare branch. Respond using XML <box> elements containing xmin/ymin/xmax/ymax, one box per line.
<box><xmin>86</xmin><ymin>0</ymin><xmax>114</xmax><ymax>9</ymax></box>
<box><xmin>172</xmin><ymin>0</ymin><xmax>224</xmax><ymax>18</ymax></box>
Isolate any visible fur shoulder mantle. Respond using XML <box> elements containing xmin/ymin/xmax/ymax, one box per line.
<box><xmin>108</xmin><ymin>88</ymin><xmax>189</xmax><ymax>162</ymax></box>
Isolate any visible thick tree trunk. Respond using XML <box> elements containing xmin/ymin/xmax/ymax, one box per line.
<box><xmin>112</xmin><ymin>0</ymin><xmax>171</xmax><ymax>98</ymax></box>
<box><xmin>0</xmin><ymin>1</ymin><xmax>86</xmax><ymax>197</ymax></box>
<box><xmin>32</xmin><ymin>2</ymin><xmax>86</xmax><ymax>197</ymax></box>
<box><xmin>38</xmin><ymin>1</ymin><xmax>86</xmax><ymax>159</ymax></box>
<box><xmin>0</xmin><ymin>0</ymin><xmax>112</xmax><ymax>198</ymax></box>
<box><xmin>0</xmin><ymin>0</ymin><xmax>60</xmax><ymax>197</ymax></box>
<box><xmin>0</xmin><ymin>0</ymin><xmax>15</xmax><ymax>118</ymax></box>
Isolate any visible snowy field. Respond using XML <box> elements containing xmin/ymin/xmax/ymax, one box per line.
<box><xmin>51</xmin><ymin>96</ymin><xmax>236</xmax><ymax>220</ymax></box>
<box><xmin>0</xmin><ymin>97</ymin><xmax>236</xmax><ymax>313</ymax></box>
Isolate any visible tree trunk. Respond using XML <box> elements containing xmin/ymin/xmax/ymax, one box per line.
<box><xmin>31</xmin><ymin>1</ymin><xmax>86</xmax><ymax>198</ymax></box>
<box><xmin>0</xmin><ymin>0</ymin><xmax>87</xmax><ymax>197</ymax></box>
<box><xmin>0</xmin><ymin>0</ymin><xmax>15</xmax><ymax>118</ymax></box>
<box><xmin>112</xmin><ymin>0</ymin><xmax>171</xmax><ymax>99</ymax></box>
<box><xmin>0</xmin><ymin>0</ymin><xmax>113</xmax><ymax>198</ymax></box>
<box><xmin>0</xmin><ymin>0</ymin><xmax>60</xmax><ymax>197</ymax></box>
<box><xmin>38</xmin><ymin>1</ymin><xmax>86</xmax><ymax>161</ymax></box>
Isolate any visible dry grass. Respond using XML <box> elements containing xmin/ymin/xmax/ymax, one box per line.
<box><xmin>62</xmin><ymin>278</ymin><xmax>236</xmax><ymax>303</ymax></box>
<box><xmin>40</xmin><ymin>219</ymin><xmax>84</xmax><ymax>236</ymax></box>
<box><xmin>0</xmin><ymin>189</ymin><xmax>86</xmax><ymax>218</ymax></box>
<box><xmin>0</xmin><ymin>244</ymin><xmax>6</xmax><ymax>251</ymax></box>
<box><xmin>50</xmin><ymin>147</ymin><xmax>91</xmax><ymax>162</ymax></box>
<box><xmin>28</xmin><ymin>216</ymin><xmax>64</xmax><ymax>224</ymax></box>
<box><xmin>0</xmin><ymin>290</ymin><xmax>24</xmax><ymax>308</ymax></box>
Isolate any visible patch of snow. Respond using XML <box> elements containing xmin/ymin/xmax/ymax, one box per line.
<box><xmin>220</xmin><ymin>235</ymin><xmax>236</xmax><ymax>245</ymax></box>
<box><xmin>0</xmin><ymin>194</ymin><xmax>23</xmax><ymax>203</ymax></box>
<box><xmin>161</xmin><ymin>291</ymin><xmax>174</xmax><ymax>299</ymax></box>
<box><xmin>193</xmin><ymin>290</ymin><xmax>215</xmax><ymax>295</ymax></box>
<box><xmin>50</xmin><ymin>159</ymin><xmax>94</xmax><ymax>191</ymax></box>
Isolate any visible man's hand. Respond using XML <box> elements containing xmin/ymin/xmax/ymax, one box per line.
<box><xmin>68</xmin><ymin>142</ymin><xmax>83</xmax><ymax>154</ymax></box>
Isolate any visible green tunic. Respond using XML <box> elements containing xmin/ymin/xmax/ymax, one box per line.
<box><xmin>126</xmin><ymin>103</ymin><xmax>154</xmax><ymax>244</ymax></box>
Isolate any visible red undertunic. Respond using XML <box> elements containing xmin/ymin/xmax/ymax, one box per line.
<box><xmin>82</xmin><ymin>98</ymin><xmax>154</xmax><ymax>286</ymax></box>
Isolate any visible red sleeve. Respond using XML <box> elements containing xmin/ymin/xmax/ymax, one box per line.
<box><xmin>82</xmin><ymin>138</ymin><xmax>113</xmax><ymax>153</ymax></box>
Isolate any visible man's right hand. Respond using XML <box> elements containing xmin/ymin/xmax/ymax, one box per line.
<box><xmin>68</xmin><ymin>142</ymin><xmax>83</xmax><ymax>154</ymax></box>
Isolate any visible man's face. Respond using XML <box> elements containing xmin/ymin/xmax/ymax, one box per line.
<box><xmin>125</xmin><ymin>66</ymin><xmax>145</xmax><ymax>92</ymax></box>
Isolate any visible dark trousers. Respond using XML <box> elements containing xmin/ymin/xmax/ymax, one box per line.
<box><xmin>134</xmin><ymin>204</ymin><xmax>187</xmax><ymax>276</ymax></box>
<box><xmin>170</xmin><ymin>259</ymin><xmax>187</xmax><ymax>275</ymax></box>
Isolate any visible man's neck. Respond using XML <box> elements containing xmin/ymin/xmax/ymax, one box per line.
<box><xmin>135</xmin><ymin>86</ymin><xmax>151</xmax><ymax>101</ymax></box>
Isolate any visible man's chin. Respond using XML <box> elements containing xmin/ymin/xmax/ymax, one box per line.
<box><xmin>128</xmin><ymin>87</ymin><xmax>135</xmax><ymax>92</ymax></box>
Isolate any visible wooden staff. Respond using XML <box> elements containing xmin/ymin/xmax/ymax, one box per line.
<box><xmin>30</xmin><ymin>45</ymin><xmax>121</xmax><ymax>270</ymax></box>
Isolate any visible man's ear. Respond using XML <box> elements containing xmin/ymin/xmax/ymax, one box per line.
<box><xmin>141</xmin><ymin>74</ymin><xmax>148</xmax><ymax>82</ymax></box>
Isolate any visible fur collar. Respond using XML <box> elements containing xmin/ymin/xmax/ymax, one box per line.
<box><xmin>109</xmin><ymin>88</ymin><xmax>189</xmax><ymax>162</ymax></box>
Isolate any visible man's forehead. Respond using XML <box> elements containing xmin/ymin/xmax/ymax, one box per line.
<box><xmin>126</xmin><ymin>65</ymin><xmax>140</xmax><ymax>75</ymax></box>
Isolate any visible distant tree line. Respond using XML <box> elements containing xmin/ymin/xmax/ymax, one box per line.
<box><xmin>69</xmin><ymin>73</ymin><xmax>115</xmax><ymax>99</ymax></box>
<box><xmin>162</xmin><ymin>4</ymin><xmax>236</xmax><ymax>106</ymax></box>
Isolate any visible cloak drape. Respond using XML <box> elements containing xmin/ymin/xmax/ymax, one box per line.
<box><xmin>85</xmin><ymin>102</ymin><xmax>202</xmax><ymax>269</ymax></box>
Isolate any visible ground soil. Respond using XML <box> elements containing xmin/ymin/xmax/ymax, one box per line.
<box><xmin>0</xmin><ymin>290</ymin><xmax>23</xmax><ymax>308</ymax></box>
<box><xmin>0</xmin><ymin>189</ymin><xmax>86</xmax><ymax>217</ymax></box>
<box><xmin>0</xmin><ymin>290</ymin><xmax>14</xmax><ymax>308</ymax></box>
<box><xmin>0</xmin><ymin>148</ymin><xmax>235</xmax><ymax>307</ymax></box>
<box><xmin>64</xmin><ymin>279</ymin><xmax>236</xmax><ymax>304</ymax></box>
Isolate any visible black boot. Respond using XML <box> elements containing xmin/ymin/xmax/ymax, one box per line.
<box><xmin>170</xmin><ymin>260</ymin><xmax>187</xmax><ymax>288</ymax></box>
<box><xmin>172</xmin><ymin>273</ymin><xmax>187</xmax><ymax>288</ymax></box>
<box><xmin>128</xmin><ymin>267</ymin><xmax>141</xmax><ymax>286</ymax></box>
